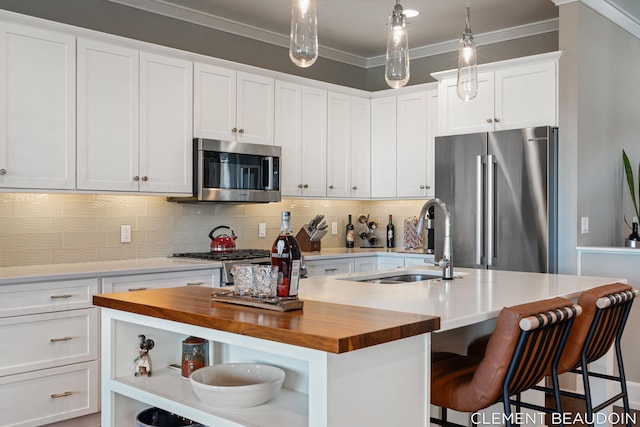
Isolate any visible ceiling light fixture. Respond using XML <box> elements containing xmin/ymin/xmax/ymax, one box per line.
<box><xmin>456</xmin><ymin>2</ymin><xmax>478</xmax><ymax>101</ymax></box>
<box><xmin>289</xmin><ymin>0</ymin><xmax>318</xmax><ymax>68</ymax></box>
<box><xmin>385</xmin><ymin>0</ymin><xmax>410</xmax><ymax>88</ymax></box>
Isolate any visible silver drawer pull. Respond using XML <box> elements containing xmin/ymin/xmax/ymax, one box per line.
<box><xmin>51</xmin><ymin>391</ymin><xmax>73</xmax><ymax>398</ymax></box>
<box><xmin>128</xmin><ymin>287</ymin><xmax>147</xmax><ymax>292</ymax></box>
<box><xmin>186</xmin><ymin>281</ymin><xmax>205</xmax><ymax>286</ymax></box>
<box><xmin>50</xmin><ymin>336</ymin><xmax>73</xmax><ymax>342</ymax></box>
<box><xmin>50</xmin><ymin>294</ymin><xmax>72</xmax><ymax>299</ymax></box>
<box><xmin>324</xmin><ymin>268</ymin><xmax>338</xmax><ymax>272</ymax></box>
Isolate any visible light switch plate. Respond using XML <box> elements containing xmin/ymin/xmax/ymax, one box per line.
<box><xmin>258</xmin><ymin>222</ymin><xmax>267</xmax><ymax>238</ymax></box>
<box><xmin>581</xmin><ymin>217</ymin><xmax>589</xmax><ymax>234</ymax></box>
<box><xmin>120</xmin><ymin>225</ymin><xmax>131</xmax><ymax>243</ymax></box>
<box><xmin>331</xmin><ymin>221</ymin><xmax>338</xmax><ymax>235</ymax></box>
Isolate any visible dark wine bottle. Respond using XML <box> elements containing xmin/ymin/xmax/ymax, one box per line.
<box><xmin>346</xmin><ymin>214</ymin><xmax>355</xmax><ymax>248</ymax></box>
<box><xmin>629</xmin><ymin>221</ymin><xmax>639</xmax><ymax>241</ymax></box>
<box><xmin>386</xmin><ymin>214</ymin><xmax>395</xmax><ymax>248</ymax></box>
<box><xmin>271</xmin><ymin>211</ymin><xmax>302</xmax><ymax>297</ymax></box>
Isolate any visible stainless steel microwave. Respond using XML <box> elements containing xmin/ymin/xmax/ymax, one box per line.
<box><xmin>171</xmin><ymin>139</ymin><xmax>281</xmax><ymax>203</ymax></box>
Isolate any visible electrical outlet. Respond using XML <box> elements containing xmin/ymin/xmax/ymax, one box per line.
<box><xmin>331</xmin><ymin>221</ymin><xmax>338</xmax><ymax>235</ymax></box>
<box><xmin>120</xmin><ymin>225</ymin><xmax>131</xmax><ymax>243</ymax></box>
<box><xmin>581</xmin><ymin>217</ymin><xmax>589</xmax><ymax>234</ymax></box>
<box><xmin>258</xmin><ymin>222</ymin><xmax>267</xmax><ymax>238</ymax></box>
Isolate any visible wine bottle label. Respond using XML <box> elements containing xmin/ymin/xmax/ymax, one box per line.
<box><xmin>289</xmin><ymin>260</ymin><xmax>301</xmax><ymax>296</ymax></box>
<box><xmin>346</xmin><ymin>230</ymin><xmax>354</xmax><ymax>242</ymax></box>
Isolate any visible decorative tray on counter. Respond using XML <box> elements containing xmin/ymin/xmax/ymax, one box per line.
<box><xmin>210</xmin><ymin>290</ymin><xmax>304</xmax><ymax>312</ymax></box>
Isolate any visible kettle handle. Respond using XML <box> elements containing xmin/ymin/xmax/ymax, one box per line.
<box><xmin>209</xmin><ymin>225</ymin><xmax>236</xmax><ymax>240</ymax></box>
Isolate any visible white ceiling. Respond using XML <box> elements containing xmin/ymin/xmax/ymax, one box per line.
<box><xmin>108</xmin><ymin>0</ymin><xmax>640</xmax><ymax>67</ymax></box>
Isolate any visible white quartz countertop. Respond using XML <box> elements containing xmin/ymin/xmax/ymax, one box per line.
<box><xmin>0</xmin><ymin>257</ymin><xmax>222</xmax><ymax>285</ymax></box>
<box><xmin>297</xmin><ymin>266</ymin><xmax>625</xmax><ymax>332</ymax></box>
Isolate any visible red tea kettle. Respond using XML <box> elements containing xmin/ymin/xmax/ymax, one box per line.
<box><xmin>209</xmin><ymin>226</ymin><xmax>237</xmax><ymax>252</ymax></box>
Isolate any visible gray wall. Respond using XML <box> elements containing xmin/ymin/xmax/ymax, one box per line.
<box><xmin>557</xmin><ymin>2</ymin><xmax>640</xmax><ymax>275</ymax></box>
<box><xmin>0</xmin><ymin>0</ymin><xmax>556</xmax><ymax>92</ymax></box>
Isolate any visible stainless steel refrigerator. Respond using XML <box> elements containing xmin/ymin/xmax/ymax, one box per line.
<box><xmin>434</xmin><ymin>126</ymin><xmax>558</xmax><ymax>273</ymax></box>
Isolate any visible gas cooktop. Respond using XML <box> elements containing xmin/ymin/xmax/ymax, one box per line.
<box><xmin>172</xmin><ymin>249</ymin><xmax>271</xmax><ymax>262</ymax></box>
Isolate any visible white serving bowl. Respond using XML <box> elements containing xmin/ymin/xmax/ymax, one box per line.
<box><xmin>190</xmin><ymin>363</ymin><xmax>285</xmax><ymax>409</ymax></box>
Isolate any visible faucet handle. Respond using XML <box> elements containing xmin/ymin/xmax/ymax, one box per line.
<box><xmin>436</xmin><ymin>258</ymin><xmax>450</xmax><ymax>268</ymax></box>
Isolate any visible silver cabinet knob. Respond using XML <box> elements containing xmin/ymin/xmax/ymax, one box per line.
<box><xmin>352</xmin><ymin>186</ymin><xmax>357</xmax><ymax>190</ymax></box>
<box><xmin>486</xmin><ymin>118</ymin><xmax>493</xmax><ymax>123</ymax></box>
<box><xmin>0</xmin><ymin>169</ymin><xmax>6</xmax><ymax>176</ymax></box>
<box><xmin>133</xmin><ymin>176</ymin><xmax>140</xmax><ymax>181</ymax></box>
<box><xmin>141</xmin><ymin>176</ymin><xmax>148</xmax><ymax>181</ymax></box>
<box><xmin>426</xmin><ymin>185</ymin><xmax>431</xmax><ymax>189</ymax></box>
<box><xmin>420</xmin><ymin>185</ymin><xmax>425</xmax><ymax>189</ymax></box>
<box><xmin>494</xmin><ymin>118</ymin><xmax>500</xmax><ymax>123</ymax></box>
<box><xmin>231</xmin><ymin>127</ymin><xmax>237</xmax><ymax>132</ymax></box>
<box><xmin>303</xmin><ymin>184</ymin><xmax>309</xmax><ymax>188</ymax></box>
<box><xmin>328</xmin><ymin>185</ymin><xmax>334</xmax><ymax>189</ymax></box>
<box><xmin>298</xmin><ymin>184</ymin><xmax>303</xmax><ymax>188</ymax></box>
<box><xmin>238</xmin><ymin>128</ymin><xmax>245</xmax><ymax>134</ymax></box>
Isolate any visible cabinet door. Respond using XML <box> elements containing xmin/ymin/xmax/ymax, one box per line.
<box><xmin>494</xmin><ymin>61</ymin><xmax>557</xmax><ymax>130</ymax></box>
<box><xmin>354</xmin><ymin>257</ymin><xmax>377</xmax><ymax>272</ymax></box>
<box><xmin>275</xmin><ymin>80</ymin><xmax>302</xmax><ymax>197</ymax></box>
<box><xmin>437</xmin><ymin>73</ymin><xmax>494</xmax><ymax>136</ymax></box>
<box><xmin>425</xmin><ymin>87</ymin><xmax>438</xmax><ymax>198</ymax></box>
<box><xmin>371</xmin><ymin>97</ymin><xmax>397</xmax><ymax>198</ymax></box>
<box><xmin>377</xmin><ymin>256</ymin><xmax>404</xmax><ymax>270</ymax></box>
<box><xmin>396</xmin><ymin>91</ymin><xmax>428</xmax><ymax>198</ymax></box>
<box><xmin>193</xmin><ymin>63</ymin><xmax>236</xmax><ymax>141</ymax></box>
<box><xmin>327</xmin><ymin>92</ymin><xmax>350</xmax><ymax>198</ymax></box>
<box><xmin>0</xmin><ymin>22</ymin><xmax>75</xmax><ymax>190</ymax></box>
<box><xmin>139</xmin><ymin>52</ymin><xmax>193</xmax><ymax>193</ymax></box>
<box><xmin>300</xmin><ymin>86</ymin><xmax>327</xmax><ymax>197</ymax></box>
<box><xmin>236</xmin><ymin>72</ymin><xmax>274</xmax><ymax>145</ymax></box>
<box><xmin>77</xmin><ymin>38</ymin><xmax>139</xmax><ymax>191</ymax></box>
<box><xmin>350</xmin><ymin>96</ymin><xmax>371</xmax><ymax>198</ymax></box>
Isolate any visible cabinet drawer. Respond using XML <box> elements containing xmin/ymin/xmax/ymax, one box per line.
<box><xmin>0</xmin><ymin>279</ymin><xmax>99</xmax><ymax>318</ymax></box>
<box><xmin>305</xmin><ymin>258</ymin><xmax>353</xmax><ymax>277</ymax></box>
<box><xmin>0</xmin><ymin>360</ymin><xmax>99</xmax><ymax>427</ymax></box>
<box><xmin>0</xmin><ymin>308</ymin><xmax>98</xmax><ymax>377</ymax></box>
<box><xmin>103</xmin><ymin>270</ymin><xmax>219</xmax><ymax>293</ymax></box>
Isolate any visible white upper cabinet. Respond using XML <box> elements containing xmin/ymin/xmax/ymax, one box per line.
<box><xmin>435</xmin><ymin>52</ymin><xmax>560</xmax><ymax>136</ymax></box>
<box><xmin>396</xmin><ymin>91</ymin><xmax>430</xmax><ymax>198</ymax></box>
<box><xmin>326</xmin><ymin>92</ymin><xmax>371</xmax><ymax>198</ymax></box>
<box><xmin>370</xmin><ymin>96</ymin><xmax>397</xmax><ymax>198</ymax></box>
<box><xmin>194</xmin><ymin>63</ymin><xmax>274</xmax><ymax>145</ymax></box>
<box><xmin>139</xmin><ymin>52</ymin><xmax>193</xmax><ymax>193</ymax></box>
<box><xmin>276</xmin><ymin>81</ymin><xmax>327</xmax><ymax>197</ymax></box>
<box><xmin>77</xmin><ymin>40</ymin><xmax>192</xmax><ymax>193</ymax></box>
<box><xmin>0</xmin><ymin>22</ymin><xmax>75</xmax><ymax>190</ymax></box>
<box><xmin>77</xmin><ymin>38</ymin><xmax>139</xmax><ymax>191</ymax></box>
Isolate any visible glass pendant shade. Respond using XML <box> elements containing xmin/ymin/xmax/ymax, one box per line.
<box><xmin>289</xmin><ymin>0</ymin><xmax>318</xmax><ymax>68</ymax></box>
<box><xmin>456</xmin><ymin>6</ymin><xmax>478</xmax><ymax>101</ymax></box>
<box><xmin>385</xmin><ymin>2</ymin><xmax>410</xmax><ymax>88</ymax></box>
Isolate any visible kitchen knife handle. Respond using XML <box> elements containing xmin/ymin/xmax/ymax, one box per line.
<box><xmin>476</xmin><ymin>155</ymin><xmax>483</xmax><ymax>266</ymax></box>
<box><xmin>487</xmin><ymin>154</ymin><xmax>495</xmax><ymax>267</ymax></box>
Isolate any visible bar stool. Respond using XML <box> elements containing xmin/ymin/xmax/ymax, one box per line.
<box><xmin>430</xmin><ymin>297</ymin><xmax>581</xmax><ymax>427</ymax></box>
<box><xmin>537</xmin><ymin>283</ymin><xmax>638</xmax><ymax>427</ymax></box>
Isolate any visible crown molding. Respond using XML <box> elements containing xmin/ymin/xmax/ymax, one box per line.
<box><xmin>551</xmin><ymin>0</ymin><xmax>640</xmax><ymax>39</ymax></box>
<box><xmin>109</xmin><ymin>0</ymin><xmax>558</xmax><ymax>68</ymax></box>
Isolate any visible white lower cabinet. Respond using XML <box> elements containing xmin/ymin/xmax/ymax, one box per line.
<box><xmin>354</xmin><ymin>257</ymin><xmax>377</xmax><ymax>273</ymax></box>
<box><xmin>0</xmin><ymin>279</ymin><xmax>100</xmax><ymax>427</ymax></box>
<box><xmin>377</xmin><ymin>256</ymin><xmax>404</xmax><ymax>270</ymax></box>
<box><xmin>102</xmin><ymin>269</ymin><xmax>221</xmax><ymax>293</ymax></box>
<box><xmin>305</xmin><ymin>258</ymin><xmax>353</xmax><ymax>277</ymax></box>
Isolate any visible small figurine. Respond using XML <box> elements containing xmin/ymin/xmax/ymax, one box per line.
<box><xmin>134</xmin><ymin>334</ymin><xmax>155</xmax><ymax>377</ymax></box>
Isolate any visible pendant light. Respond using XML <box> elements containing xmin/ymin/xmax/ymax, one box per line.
<box><xmin>385</xmin><ymin>0</ymin><xmax>410</xmax><ymax>88</ymax></box>
<box><xmin>456</xmin><ymin>3</ymin><xmax>478</xmax><ymax>101</ymax></box>
<box><xmin>289</xmin><ymin>0</ymin><xmax>318</xmax><ymax>68</ymax></box>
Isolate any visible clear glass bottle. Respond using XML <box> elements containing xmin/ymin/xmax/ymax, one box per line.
<box><xmin>271</xmin><ymin>211</ymin><xmax>302</xmax><ymax>297</ymax></box>
<box><xmin>346</xmin><ymin>214</ymin><xmax>355</xmax><ymax>248</ymax></box>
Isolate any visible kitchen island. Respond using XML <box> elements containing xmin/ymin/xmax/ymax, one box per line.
<box><xmin>93</xmin><ymin>266</ymin><xmax>624</xmax><ymax>427</ymax></box>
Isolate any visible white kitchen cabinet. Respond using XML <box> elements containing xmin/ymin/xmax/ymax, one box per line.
<box><xmin>0</xmin><ymin>22</ymin><xmax>75</xmax><ymax>190</ymax></box>
<box><xmin>102</xmin><ymin>269</ymin><xmax>220</xmax><ymax>293</ymax></box>
<box><xmin>305</xmin><ymin>258</ymin><xmax>354</xmax><ymax>277</ymax></box>
<box><xmin>327</xmin><ymin>93</ymin><xmax>371</xmax><ymax>198</ymax></box>
<box><xmin>0</xmin><ymin>278</ymin><xmax>100</xmax><ymax>426</ymax></box>
<box><xmin>435</xmin><ymin>52</ymin><xmax>559</xmax><ymax>136</ymax></box>
<box><xmin>354</xmin><ymin>257</ymin><xmax>377</xmax><ymax>273</ymax></box>
<box><xmin>77</xmin><ymin>40</ymin><xmax>193</xmax><ymax>193</ymax></box>
<box><xmin>377</xmin><ymin>256</ymin><xmax>404</xmax><ymax>270</ymax></box>
<box><xmin>194</xmin><ymin>63</ymin><xmax>274</xmax><ymax>145</ymax></box>
<box><xmin>276</xmin><ymin>81</ymin><xmax>327</xmax><ymax>197</ymax></box>
<box><xmin>370</xmin><ymin>96</ymin><xmax>397</xmax><ymax>198</ymax></box>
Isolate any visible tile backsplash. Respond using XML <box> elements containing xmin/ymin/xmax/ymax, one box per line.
<box><xmin>0</xmin><ymin>193</ymin><xmax>426</xmax><ymax>267</ymax></box>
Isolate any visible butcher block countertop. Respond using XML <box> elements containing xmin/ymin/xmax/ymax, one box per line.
<box><xmin>93</xmin><ymin>285</ymin><xmax>440</xmax><ymax>354</ymax></box>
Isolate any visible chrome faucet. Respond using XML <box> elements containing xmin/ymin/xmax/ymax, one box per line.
<box><xmin>417</xmin><ymin>198</ymin><xmax>454</xmax><ymax>280</ymax></box>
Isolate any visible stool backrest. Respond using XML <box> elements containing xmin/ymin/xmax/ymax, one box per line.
<box><xmin>465</xmin><ymin>297</ymin><xmax>580</xmax><ymax>409</ymax></box>
<box><xmin>557</xmin><ymin>283</ymin><xmax>638</xmax><ymax>374</ymax></box>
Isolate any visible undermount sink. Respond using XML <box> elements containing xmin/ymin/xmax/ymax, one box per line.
<box><xmin>339</xmin><ymin>269</ymin><xmax>464</xmax><ymax>285</ymax></box>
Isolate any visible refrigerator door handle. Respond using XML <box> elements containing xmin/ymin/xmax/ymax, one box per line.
<box><xmin>476</xmin><ymin>155</ymin><xmax>484</xmax><ymax>266</ymax></box>
<box><xmin>487</xmin><ymin>154</ymin><xmax>495</xmax><ymax>267</ymax></box>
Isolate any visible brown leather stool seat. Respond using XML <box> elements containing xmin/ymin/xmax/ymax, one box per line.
<box><xmin>431</xmin><ymin>297</ymin><xmax>581</xmax><ymax>427</ymax></box>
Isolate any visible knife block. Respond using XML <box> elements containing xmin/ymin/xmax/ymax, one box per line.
<box><xmin>295</xmin><ymin>228</ymin><xmax>321</xmax><ymax>252</ymax></box>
